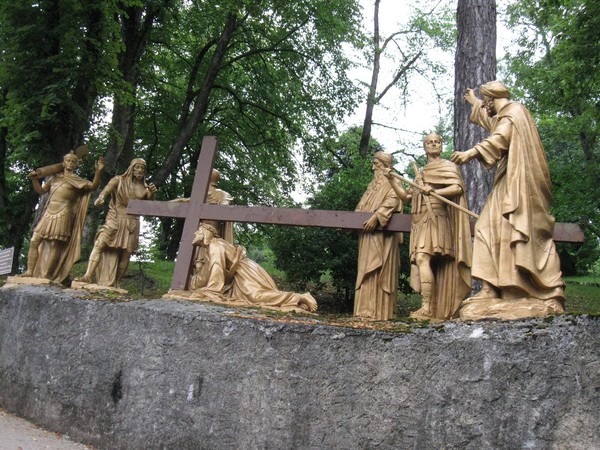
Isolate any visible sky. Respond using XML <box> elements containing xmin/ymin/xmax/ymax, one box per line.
<box><xmin>344</xmin><ymin>0</ymin><xmax>512</xmax><ymax>160</ymax></box>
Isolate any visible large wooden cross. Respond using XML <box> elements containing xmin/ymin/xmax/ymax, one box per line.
<box><xmin>128</xmin><ymin>136</ymin><xmax>585</xmax><ymax>291</ymax></box>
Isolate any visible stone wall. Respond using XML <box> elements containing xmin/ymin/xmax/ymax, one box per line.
<box><xmin>0</xmin><ymin>285</ymin><xmax>598</xmax><ymax>449</ymax></box>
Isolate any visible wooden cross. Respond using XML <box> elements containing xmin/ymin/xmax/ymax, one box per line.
<box><xmin>128</xmin><ymin>136</ymin><xmax>585</xmax><ymax>291</ymax></box>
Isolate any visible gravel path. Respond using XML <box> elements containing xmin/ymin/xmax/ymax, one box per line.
<box><xmin>0</xmin><ymin>409</ymin><xmax>91</xmax><ymax>450</ymax></box>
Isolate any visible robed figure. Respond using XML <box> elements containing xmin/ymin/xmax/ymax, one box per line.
<box><xmin>451</xmin><ymin>81</ymin><xmax>564</xmax><ymax>319</ymax></box>
<box><xmin>75</xmin><ymin>158</ymin><xmax>156</xmax><ymax>288</ymax></box>
<box><xmin>354</xmin><ymin>152</ymin><xmax>402</xmax><ymax>320</ymax></box>
<box><xmin>180</xmin><ymin>222</ymin><xmax>318</xmax><ymax>313</ymax></box>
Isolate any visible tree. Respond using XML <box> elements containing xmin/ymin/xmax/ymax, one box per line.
<box><xmin>454</xmin><ymin>0</ymin><xmax>497</xmax><ymax>214</ymax></box>
<box><xmin>504</xmin><ymin>0</ymin><xmax>600</xmax><ymax>272</ymax></box>
<box><xmin>0</xmin><ymin>0</ymin><xmax>123</xmax><ymax>271</ymax></box>
<box><xmin>359</xmin><ymin>0</ymin><xmax>455</xmax><ymax>158</ymax></box>
<box><xmin>0</xmin><ymin>0</ymin><xmax>365</xmax><ymax>270</ymax></box>
<box><xmin>269</xmin><ymin>128</ymin><xmax>376</xmax><ymax>311</ymax></box>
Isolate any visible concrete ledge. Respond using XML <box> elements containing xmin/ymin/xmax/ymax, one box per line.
<box><xmin>0</xmin><ymin>285</ymin><xmax>598</xmax><ymax>449</ymax></box>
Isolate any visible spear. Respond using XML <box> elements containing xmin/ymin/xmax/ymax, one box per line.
<box><xmin>389</xmin><ymin>171</ymin><xmax>480</xmax><ymax>220</ymax></box>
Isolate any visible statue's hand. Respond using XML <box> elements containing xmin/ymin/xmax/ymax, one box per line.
<box><xmin>94</xmin><ymin>197</ymin><xmax>105</xmax><ymax>207</ymax></box>
<box><xmin>382</xmin><ymin>168</ymin><xmax>393</xmax><ymax>179</ymax></box>
<box><xmin>95</xmin><ymin>157</ymin><xmax>105</xmax><ymax>172</ymax></box>
<box><xmin>148</xmin><ymin>183</ymin><xmax>157</xmax><ymax>193</ymax></box>
<box><xmin>464</xmin><ymin>88</ymin><xmax>478</xmax><ymax>106</ymax></box>
<box><xmin>421</xmin><ymin>185</ymin><xmax>433</xmax><ymax>196</ymax></box>
<box><xmin>27</xmin><ymin>171</ymin><xmax>38</xmax><ymax>179</ymax></box>
<box><xmin>363</xmin><ymin>214</ymin><xmax>379</xmax><ymax>233</ymax></box>
<box><xmin>450</xmin><ymin>149</ymin><xmax>478</xmax><ymax>165</ymax></box>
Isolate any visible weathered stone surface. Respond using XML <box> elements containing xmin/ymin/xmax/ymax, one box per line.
<box><xmin>0</xmin><ymin>285</ymin><xmax>598</xmax><ymax>449</ymax></box>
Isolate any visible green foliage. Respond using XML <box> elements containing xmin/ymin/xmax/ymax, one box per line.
<box><xmin>503</xmin><ymin>0</ymin><xmax>600</xmax><ymax>272</ymax></box>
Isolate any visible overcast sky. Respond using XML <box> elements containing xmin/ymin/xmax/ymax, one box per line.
<box><xmin>345</xmin><ymin>0</ymin><xmax>512</xmax><ymax>162</ymax></box>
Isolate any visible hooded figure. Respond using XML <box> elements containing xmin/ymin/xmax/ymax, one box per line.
<box><xmin>75</xmin><ymin>158</ymin><xmax>156</xmax><ymax>288</ymax></box>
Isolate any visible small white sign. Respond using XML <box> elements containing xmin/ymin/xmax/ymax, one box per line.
<box><xmin>0</xmin><ymin>247</ymin><xmax>14</xmax><ymax>275</ymax></box>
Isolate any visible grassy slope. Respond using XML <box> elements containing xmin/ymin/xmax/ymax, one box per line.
<box><xmin>2</xmin><ymin>263</ymin><xmax>598</xmax><ymax>316</ymax></box>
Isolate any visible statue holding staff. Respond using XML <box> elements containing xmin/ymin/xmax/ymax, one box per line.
<box><xmin>385</xmin><ymin>133</ymin><xmax>472</xmax><ymax>320</ymax></box>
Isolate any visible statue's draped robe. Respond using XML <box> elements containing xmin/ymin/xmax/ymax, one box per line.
<box><xmin>95</xmin><ymin>174</ymin><xmax>149</xmax><ymax>286</ymax></box>
<box><xmin>470</xmin><ymin>100</ymin><xmax>564</xmax><ymax>301</ymax></box>
<box><xmin>33</xmin><ymin>173</ymin><xmax>91</xmax><ymax>282</ymax></box>
<box><xmin>191</xmin><ymin>237</ymin><xmax>317</xmax><ymax>313</ymax></box>
<box><xmin>410</xmin><ymin>160</ymin><xmax>472</xmax><ymax>319</ymax></box>
<box><xmin>354</xmin><ymin>175</ymin><xmax>401</xmax><ymax>320</ymax></box>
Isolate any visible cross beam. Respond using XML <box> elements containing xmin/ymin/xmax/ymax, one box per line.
<box><xmin>128</xmin><ymin>136</ymin><xmax>585</xmax><ymax>291</ymax></box>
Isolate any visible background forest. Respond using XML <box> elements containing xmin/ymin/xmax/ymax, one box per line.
<box><xmin>0</xmin><ymin>0</ymin><xmax>599</xmax><ymax>311</ymax></box>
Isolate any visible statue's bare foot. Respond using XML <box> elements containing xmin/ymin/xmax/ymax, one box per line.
<box><xmin>299</xmin><ymin>293</ymin><xmax>318</xmax><ymax>312</ymax></box>
<box><xmin>74</xmin><ymin>274</ymin><xmax>92</xmax><ymax>283</ymax></box>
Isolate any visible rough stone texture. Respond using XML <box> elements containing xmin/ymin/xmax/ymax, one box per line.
<box><xmin>0</xmin><ymin>285</ymin><xmax>598</xmax><ymax>449</ymax></box>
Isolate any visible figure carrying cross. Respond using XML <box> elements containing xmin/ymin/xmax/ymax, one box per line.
<box><xmin>127</xmin><ymin>136</ymin><xmax>584</xmax><ymax>321</ymax></box>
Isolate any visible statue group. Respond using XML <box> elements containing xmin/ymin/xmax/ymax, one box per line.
<box><xmin>11</xmin><ymin>81</ymin><xmax>565</xmax><ymax>322</ymax></box>
<box><xmin>352</xmin><ymin>80</ymin><xmax>563</xmax><ymax>321</ymax></box>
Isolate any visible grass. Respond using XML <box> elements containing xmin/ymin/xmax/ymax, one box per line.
<box><xmin>3</xmin><ymin>261</ymin><xmax>599</xmax><ymax>317</ymax></box>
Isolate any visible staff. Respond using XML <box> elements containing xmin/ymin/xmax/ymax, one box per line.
<box><xmin>388</xmin><ymin>171</ymin><xmax>479</xmax><ymax>220</ymax></box>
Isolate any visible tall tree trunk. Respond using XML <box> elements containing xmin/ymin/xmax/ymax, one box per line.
<box><xmin>359</xmin><ymin>0</ymin><xmax>381</xmax><ymax>158</ymax></box>
<box><xmin>83</xmin><ymin>3</ymin><xmax>165</xmax><ymax>255</ymax></box>
<box><xmin>454</xmin><ymin>0</ymin><xmax>497</xmax><ymax>214</ymax></box>
<box><xmin>152</xmin><ymin>13</ymin><xmax>239</xmax><ymax>187</ymax></box>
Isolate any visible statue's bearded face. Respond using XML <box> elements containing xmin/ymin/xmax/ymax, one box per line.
<box><xmin>193</xmin><ymin>227</ymin><xmax>214</xmax><ymax>246</ymax></box>
<box><xmin>483</xmin><ymin>95</ymin><xmax>497</xmax><ymax>117</ymax></box>
<box><xmin>372</xmin><ymin>158</ymin><xmax>385</xmax><ymax>175</ymax></box>
<box><xmin>133</xmin><ymin>163</ymin><xmax>146</xmax><ymax>180</ymax></box>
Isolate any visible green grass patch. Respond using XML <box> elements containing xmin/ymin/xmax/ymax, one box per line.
<box><xmin>564</xmin><ymin>277</ymin><xmax>600</xmax><ymax>315</ymax></box>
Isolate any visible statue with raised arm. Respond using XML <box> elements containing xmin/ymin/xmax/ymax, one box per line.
<box><xmin>385</xmin><ymin>134</ymin><xmax>472</xmax><ymax>320</ymax></box>
<box><xmin>450</xmin><ymin>81</ymin><xmax>564</xmax><ymax>320</ymax></box>
<box><xmin>176</xmin><ymin>222</ymin><xmax>317</xmax><ymax>313</ymax></box>
<box><xmin>354</xmin><ymin>152</ymin><xmax>402</xmax><ymax>320</ymax></box>
<box><xmin>74</xmin><ymin>158</ymin><xmax>156</xmax><ymax>289</ymax></box>
<box><xmin>20</xmin><ymin>152</ymin><xmax>104</xmax><ymax>283</ymax></box>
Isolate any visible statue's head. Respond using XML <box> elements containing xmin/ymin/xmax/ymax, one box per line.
<box><xmin>372</xmin><ymin>151</ymin><xmax>393</xmax><ymax>173</ymax></box>
<box><xmin>63</xmin><ymin>152</ymin><xmax>79</xmax><ymax>170</ymax></box>
<box><xmin>193</xmin><ymin>222</ymin><xmax>219</xmax><ymax>246</ymax></box>
<box><xmin>480</xmin><ymin>81</ymin><xmax>511</xmax><ymax>117</ymax></box>
<box><xmin>479</xmin><ymin>81</ymin><xmax>511</xmax><ymax>100</ymax></box>
<box><xmin>211</xmin><ymin>169</ymin><xmax>220</xmax><ymax>185</ymax></box>
<box><xmin>422</xmin><ymin>133</ymin><xmax>443</xmax><ymax>157</ymax></box>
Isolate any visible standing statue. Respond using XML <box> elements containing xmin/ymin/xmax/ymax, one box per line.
<box><xmin>20</xmin><ymin>152</ymin><xmax>104</xmax><ymax>283</ymax></box>
<box><xmin>354</xmin><ymin>152</ymin><xmax>402</xmax><ymax>320</ymax></box>
<box><xmin>75</xmin><ymin>158</ymin><xmax>156</xmax><ymax>289</ymax></box>
<box><xmin>450</xmin><ymin>80</ymin><xmax>564</xmax><ymax>320</ymax></box>
<box><xmin>176</xmin><ymin>222</ymin><xmax>317</xmax><ymax>313</ymax></box>
<box><xmin>385</xmin><ymin>134</ymin><xmax>472</xmax><ymax>320</ymax></box>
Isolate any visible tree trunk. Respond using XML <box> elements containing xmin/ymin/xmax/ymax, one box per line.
<box><xmin>359</xmin><ymin>0</ymin><xmax>381</xmax><ymax>158</ymax></box>
<box><xmin>152</xmin><ymin>13</ymin><xmax>239</xmax><ymax>187</ymax></box>
<box><xmin>83</xmin><ymin>3</ymin><xmax>164</xmax><ymax>256</ymax></box>
<box><xmin>454</xmin><ymin>0</ymin><xmax>497</xmax><ymax>214</ymax></box>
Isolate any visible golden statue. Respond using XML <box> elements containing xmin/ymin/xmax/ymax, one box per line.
<box><xmin>74</xmin><ymin>158</ymin><xmax>156</xmax><ymax>289</ymax></box>
<box><xmin>354</xmin><ymin>152</ymin><xmax>402</xmax><ymax>320</ymax></box>
<box><xmin>450</xmin><ymin>81</ymin><xmax>564</xmax><ymax>320</ymax></box>
<box><xmin>171</xmin><ymin>222</ymin><xmax>317</xmax><ymax>313</ymax></box>
<box><xmin>385</xmin><ymin>134</ymin><xmax>472</xmax><ymax>320</ymax></box>
<box><xmin>20</xmin><ymin>152</ymin><xmax>104</xmax><ymax>283</ymax></box>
